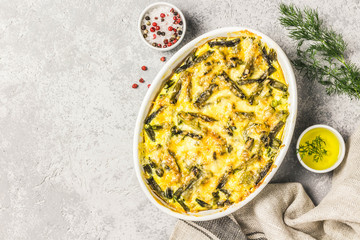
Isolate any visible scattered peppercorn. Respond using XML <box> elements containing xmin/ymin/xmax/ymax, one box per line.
<box><xmin>139</xmin><ymin>78</ymin><xmax>145</xmax><ymax>83</ymax></box>
<box><xmin>173</xmin><ymin>11</ymin><xmax>178</xmax><ymax>15</ymax></box>
<box><xmin>160</xmin><ymin>13</ymin><xmax>165</xmax><ymax>18</ymax></box>
<box><xmin>141</xmin><ymin>25</ymin><xmax>146</xmax><ymax>30</ymax></box>
<box><xmin>179</xmin><ymin>21</ymin><xmax>183</xmax><ymax>25</ymax></box>
<box><xmin>152</xmin><ymin>22</ymin><xmax>157</xmax><ymax>26</ymax></box>
<box><xmin>143</xmin><ymin>34</ymin><xmax>147</xmax><ymax>38</ymax></box>
<box><xmin>146</xmin><ymin>21</ymin><xmax>151</xmax><ymax>26</ymax></box>
<box><xmin>164</xmin><ymin>39</ymin><xmax>169</xmax><ymax>44</ymax></box>
<box><xmin>144</xmin><ymin>29</ymin><xmax>148</xmax><ymax>34</ymax></box>
<box><xmin>150</xmin><ymin>27</ymin><xmax>155</xmax><ymax>32</ymax></box>
<box><xmin>157</xmin><ymin>31</ymin><xmax>161</xmax><ymax>35</ymax></box>
<box><xmin>152</xmin><ymin>43</ymin><xmax>157</xmax><ymax>47</ymax></box>
<box><xmin>147</xmin><ymin>84</ymin><xmax>151</xmax><ymax>88</ymax></box>
<box><xmin>160</xmin><ymin>57</ymin><xmax>166</xmax><ymax>62</ymax></box>
<box><xmin>155</xmin><ymin>26</ymin><xmax>160</xmax><ymax>30</ymax></box>
<box><xmin>161</xmin><ymin>18</ymin><xmax>164</xmax><ymax>22</ymax></box>
<box><xmin>145</xmin><ymin>16</ymin><xmax>150</xmax><ymax>20</ymax></box>
<box><xmin>168</xmin><ymin>42</ymin><xmax>172</xmax><ymax>46</ymax></box>
<box><xmin>178</xmin><ymin>30</ymin><xmax>183</xmax><ymax>35</ymax></box>
<box><xmin>170</xmin><ymin>8</ymin><xmax>174</xmax><ymax>13</ymax></box>
<box><xmin>154</xmin><ymin>17</ymin><xmax>158</xmax><ymax>20</ymax></box>
<box><xmin>168</xmin><ymin>26</ymin><xmax>173</xmax><ymax>31</ymax></box>
<box><xmin>173</xmin><ymin>16</ymin><xmax>177</xmax><ymax>20</ymax></box>
<box><xmin>132</xmin><ymin>83</ymin><xmax>138</xmax><ymax>89</ymax></box>
<box><xmin>141</xmin><ymin>66</ymin><xmax>147</xmax><ymax>71</ymax></box>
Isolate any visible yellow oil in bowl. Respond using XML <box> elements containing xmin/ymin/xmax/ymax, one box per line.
<box><xmin>298</xmin><ymin>127</ymin><xmax>340</xmax><ymax>171</ymax></box>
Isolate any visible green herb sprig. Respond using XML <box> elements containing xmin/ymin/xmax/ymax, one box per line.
<box><xmin>297</xmin><ymin>135</ymin><xmax>328</xmax><ymax>162</ymax></box>
<box><xmin>279</xmin><ymin>4</ymin><xmax>360</xmax><ymax>99</ymax></box>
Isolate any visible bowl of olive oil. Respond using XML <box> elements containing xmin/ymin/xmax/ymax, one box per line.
<box><xmin>296</xmin><ymin>125</ymin><xmax>346</xmax><ymax>173</ymax></box>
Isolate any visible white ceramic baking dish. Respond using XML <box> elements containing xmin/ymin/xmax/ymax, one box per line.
<box><xmin>133</xmin><ymin>27</ymin><xmax>297</xmax><ymax>221</ymax></box>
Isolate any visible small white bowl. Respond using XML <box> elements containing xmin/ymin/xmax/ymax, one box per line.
<box><xmin>138</xmin><ymin>2</ymin><xmax>186</xmax><ymax>51</ymax></box>
<box><xmin>296</xmin><ymin>124</ymin><xmax>346</xmax><ymax>173</ymax></box>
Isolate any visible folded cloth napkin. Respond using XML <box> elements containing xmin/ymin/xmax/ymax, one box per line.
<box><xmin>171</xmin><ymin>123</ymin><xmax>360</xmax><ymax>240</ymax></box>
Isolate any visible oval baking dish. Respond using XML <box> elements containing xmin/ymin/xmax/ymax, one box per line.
<box><xmin>133</xmin><ymin>27</ymin><xmax>297</xmax><ymax>221</ymax></box>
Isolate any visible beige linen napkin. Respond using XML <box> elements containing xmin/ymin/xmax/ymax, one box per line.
<box><xmin>171</xmin><ymin>123</ymin><xmax>360</xmax><ymax>240</ymax></box>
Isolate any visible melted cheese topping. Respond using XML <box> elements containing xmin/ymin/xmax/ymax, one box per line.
<box><xmin>139</xmin><ymin>31</ymin><xmax>289</xmax><ymax>213</ymax></box>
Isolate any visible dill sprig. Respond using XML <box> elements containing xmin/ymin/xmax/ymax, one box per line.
<box><xmin>279</xmin><ymin>3</ymin><xmax>360</xmax><ymax>99</ymax></box>
<box><xmin>297</xmin><ymin>135</ymin><xmax>328</xmax><ymax>162</ymax></box>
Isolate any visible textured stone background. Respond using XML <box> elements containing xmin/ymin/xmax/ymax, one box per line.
<box><xmin>0</xmin><ymin>0</ymin><xmax>359</xmax><ymax>239</ymax></box>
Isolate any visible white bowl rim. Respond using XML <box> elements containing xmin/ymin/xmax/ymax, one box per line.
<box><xmin>138</xmin><ymin>2</ymin><xmax>187</xmax><ymax>51</ymax></box>
<box><xmin>296</xmin><ymin>124</ymin><xmax>346</xmax><ymax>173</ymax></box>
<box><xmin>133</xmin><ymin>27</ymin><xmax>298</xmax><ymax>221</ymax></box>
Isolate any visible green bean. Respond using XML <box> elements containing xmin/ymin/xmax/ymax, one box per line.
<box><xmin>165</xmin><ymin>187</ymin><xmax>173</xmax><ymax>199</ymax></box>
<box><xmin>220</xmin><ymin>189</ymin><xmax>231</xmax><ymax>198</ymax></box>
<box><xmin>194</xmin><ymin>83</ymin><xmax>218</xmax><ymax>108</ymax></box>
<box><xmin>164</xmin><ymin>79</ymin><xmax>175</xmax><ymax>89</ymax></box>
<box><xmin>237</xmin><ymin>79</ymin><xmax>263</xmax><ymax>86</ymax></box>
<box><xmin>255</xmin><ymin>161</ymin><xmax>273</xmax><ymax>185</ymax></box>
<box><xmin>170</xmin><ymin>79</ymin><xmax>183</xmax><ymax>104</ymax></box>
<box><xmin>144</xmin><ymin>126</ymin><xmax>156</xmax><ymax>142</ymax></box>
<box><xmin>269</xmin><ymin>78</ymin><xmax>288</xmax><ymax>92</ymax></box>
<box><xmin>208</xmin><ymin>38</ymin><xmax>240</xmax><ymax>47</ymax></box>
<box><xmin>241</xmin><ymin>58</ymin><xmax>254</xmax><ymax>80</ymax></box>
<box><xmin>219</xmin><ymin>72</ymin><xmax>246</xmax><ymax>99</ymax></box>
<box><xmin>174</xmin><ymin>50</ymin><xmax>196</xmax><ymax>73</ymax></box>
<box><xmin>269</xmin><ymin>121</ymin><xmax>285</xmax><ymax>140</ymax></box>
<box><xmin>175</xmin><ymin>51</ymin><xmax>214</xmax><ymax>73</ymax></box>
<box><xmin>245</xmin><ymin>138</ymin><xmax>254</xmax><ymax>151</ymax></box>
<box><xmin>178</xmin><ymin>111</ymin><xmax>217</xmax><ymax>122</ymax></box>
<box><xmin>143</xmin><ymin>164</ymin><xmax>152</xmax><ymax>175</ymax></box>
<box><xmin>262</xmin><ymin>47</ymin><xmax>277</xmax><ymax>65</ymax></box>
<box><xmin>144</xmin><ymin>106</ymin><xmax>165</xmax><ymax>125</ymax></box>
<box><xmin>195</xmin><ymin>198</ymin><xmax>211</xmax><ymax>208</ymax></box>
<box><xmin>173</xmin><ymin>166</ymin><xmax>201</xmax><ymax>200</ymax></box>
<box><xmin>146</xmin><ymin>177</ymin><xmax>165</xmax><ymax>198</ymax></box>
<box><xmin>176</xmin><ymin>199</ymin><xmax>190</xmax><ymax>212</ymax></box>
<box><xmin>217</xmin><ymin>199</ymin><xmax>232</xmax><ymax>207</ymax></box>
<box><xmin>170</xmin><ymin>126</ymin><xmax>203</xmax><ymax>140</ymax></box>
<box><xmin>271</xmin><ymin>138</ymin><xmax>282</xmax><ymax>149</ymax></box>
<box><xmin>155</xmin><ymin>168</ymin><xmax>164</xmax><ymax>177</ymax></box>
<box><xmin>235</xmin><ymin>111</ymin><xmax>255</xmax><ymax>119</ymax></box>
<box><xmin>216</xmin><ymin>170</ymin><xmax>232</xmax><ymax>189</ymax></box>
<box><xmin>168</xmin><ymin>149</ymin><xmax>181</xmax><ymax>174</ymax></box>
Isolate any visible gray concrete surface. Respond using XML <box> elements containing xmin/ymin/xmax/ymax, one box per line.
<box><xmin>0</xmin><ymin>0</ymin><xmax>359</xmax><ymax>239</ymax></box>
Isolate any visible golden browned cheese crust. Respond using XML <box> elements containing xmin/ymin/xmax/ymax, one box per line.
<box><xmin>139</xmin><ymin>31</ymin><xmax>289</xmax><ymax>213</ymax></box>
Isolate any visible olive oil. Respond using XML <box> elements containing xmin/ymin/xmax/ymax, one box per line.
<box><xmin>299</xmin><ymin>128</ymin><xmax>340</xmax><ymax>170</ymax></box>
